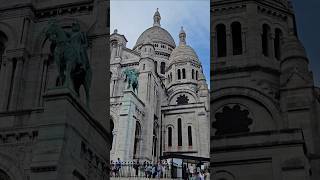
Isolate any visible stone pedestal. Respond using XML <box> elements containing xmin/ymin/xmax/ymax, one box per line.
<box><xmin>113</xmin><ymin>90</ymin><xmax>144</xmax><ymax>161</ymax></box>
<box><xmin>29</xmin><ymin>87</ymin><xmax>111</xmax><ymax>180</ymax></box>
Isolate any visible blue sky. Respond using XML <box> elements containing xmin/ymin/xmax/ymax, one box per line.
<box><xmin>291</xmin><ymin>0</ymin><xmax>320</xmax><ymax>87</ymax></box>
<box><xmin>110</xmin><ymin>0</ymin><xmax>210</xmax><ymax>87</ymax></box>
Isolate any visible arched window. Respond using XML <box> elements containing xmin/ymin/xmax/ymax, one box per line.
<box><xmin>262</xmin><ymin>24</ymin><xmax>270</xmax><ymax>57</ymax></box>
<box><xmin>178</xmin><ymin>118</ymin><xmax>182</xmax><ymax>146</ymax></box>
<box><xmin>176</xmin><ymin>95</ymin><xmax>189</xmax><ymax>105</ymax></box>
<box><xmin>196</xmin><ymin>71</ymin><xmax>198</xmax><ymax>80</ymax></box>
<box><xmin>274</xmin><ymin>28</ymin><xmax>282</xmax><ymax>60</ymax></box>
<box><xmin>192</xmin><ymin>69</ymin><xmax>194</xmax><ymax>79</ymax></box>
<box><xmin>177</xmin><ymin>69</ymin><xmax>181</xmax><ymax>79</ymax></box>
<box><xmin>182</xmin><ymin>68</ymin><xmax>186</xmax><ymax>79</ymax></box>
<box><xmin>160</xmin><ymin>62</ymin><xmax>165</xmax><ymax>74</ymax></box>
<box><xmin>213</xmin><ymin>104</ymin><xmax>253</xmax><ymax>136</ymax></box>
<box><xmin>133</xmin><ymin>122</ymin><xmax>141</xmax><ymax>158</ymax></box>
<box><xmin>0</xmin><ymin>31</ymin><xmax>8</xmax><ymax>70</ymax></box>
<box><xmin>154</xmin><ymin>61</ymin><xmax>158</xmax><ymax>74</ymax></box>
<box><xmin>231</xmin><ymin>22</ymin><xmax>243</xmax><ymax>55</ymax></box>
<box><xmin>188</xmin><ymin>126</ymin><xmax>192</xmax><ymax>146</ymax></box>
<box><xmin>168</xmin><ymin>127</ymin><xmax>172</xmax><ymax>147</ymax></box>
<box><xmin>216</xmin><ymin>24</ymin><xmax>227</xmax><ymax>57</ymax></box>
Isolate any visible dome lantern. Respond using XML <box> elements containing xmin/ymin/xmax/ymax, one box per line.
<box><xmin>153</xmin><ymin>8</ymin><xmax>161</xmax><ymax>27</ymax></box>
<box><xmin>179</xmin><ymin>26</ymin><xmax>186</xmax><ymax>45</ymax></box>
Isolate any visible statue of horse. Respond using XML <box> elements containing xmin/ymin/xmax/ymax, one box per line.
<box><xmin>45</xmin><ymin>21</ymin><xmax>92</xmax><ymax>107</ymax></box>
<box><xmin>123</xmin><ymin>68</ymin><xmax>139</xmax><ymax>93</ymax></box>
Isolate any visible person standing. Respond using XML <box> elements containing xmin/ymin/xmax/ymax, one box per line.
<box><xmin>133</xmin><ymin>160</ymin><xmax>140</xmax><ymax>177</ymax></box>
<box><xmin>157</xmin><ymin>161</ymin><xmax>163</xmax><ymax>179</ymax></box>
<box><xmin>115</xmin><ymin>158</ymin><xmax>122</xmax><ymax>177</ymax></box>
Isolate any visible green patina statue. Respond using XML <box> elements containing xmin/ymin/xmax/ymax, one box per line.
<box><xmin>123</xmin><ymin>68</ymin><xmax>139</xmax><ymax>94</ymax></box>
<box><xmin>45</xmin><ymin>20</ymin><xmax>92</xmax><ymax>107</ymax></box>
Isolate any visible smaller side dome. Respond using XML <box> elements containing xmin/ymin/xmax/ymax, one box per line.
<box><xmin>169</xmin><ymin>27</ymin><xmax>200</xmax><ymax>66</ymax></box>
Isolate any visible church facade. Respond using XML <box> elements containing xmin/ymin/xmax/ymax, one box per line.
<box><xmin>211</xmin><ymin>0</ymin><xmax>320</xmax><ymax>180</ymax></box>
<box><xmin>110</xmin><ymin>9</ymin><xmax>210</xmax><ymax>163</ymax></box>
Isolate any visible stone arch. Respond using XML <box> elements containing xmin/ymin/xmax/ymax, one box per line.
<box><xmin>0</xmin><ymin>22</ymin><xmax>18</xmax><ymax>49</ymax></box>
<box><xmin>258</xmin><ymin>18</ymin><xmax>274</xmax><ymax>32</ymax></box>
<box><xmin>211</xmin><ymin>87</ymin><xmax>282</xmax><ymax>131</ymax></box>
<box><xmin>225</xmin><ymin>16</ymin><xmax>247</xmax><ymax>27</ymax></box>
<box><xmin>0</xmin><ymin>169</ymin><xmax>10</xmax><ymax>180</ymax></box>
<box><xmin>212</xmin><ymin>170</ymin><xmax>235</xmax><ymax>180</ymax></box>
<box><xmin>273</xmin><ymin>23</ymin><xmax>287</xmax><ymax>36</ymax></box>
<box><xmin>0</xmin><ymin>153</ymin><xmax>23</xmax><ymax>180</ymax></box>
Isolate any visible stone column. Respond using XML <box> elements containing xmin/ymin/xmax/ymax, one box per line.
<box><xmin>9</xmin><ymin>57</ymin><xmax>24</xmax><ymax>111</ymax></box>
<box><xmin>242</xmin><ymin>30</ymin><xmax>247</xmax><ymax>54</ymax></box>
<box><xmin>226</xmin><ymin>29</ymin><xmax>232</xmax><ymax>56</ymax></box>
<box><xmin>1</xmin><ymin>58</ymin><xmax>13</xmax><ymax>110</ymax></box>
<box><xmin>0</xmin><ymin>57</ymin><xmax>7</xmax><ymax>107</ymax></box>
<box><xmin>270</xmin><ymin>32</ymin><xmax>275</xmax><ymax>59</ymax></box>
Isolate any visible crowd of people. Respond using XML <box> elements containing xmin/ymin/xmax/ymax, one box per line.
<box><xmin>111</xmin><ymin>158</ymin><xmax>165</xmax><ymax>178</ymax></box>
<box><xmin>110</xmin><ymin>158</ymin><xmax>210</xmax><ymax>179</ymax></box>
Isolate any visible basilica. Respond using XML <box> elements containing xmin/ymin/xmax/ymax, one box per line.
<box><xmin>110</xmin><ymin>9</ymin><xmax>210</xmax><ymax>163</ymax></box>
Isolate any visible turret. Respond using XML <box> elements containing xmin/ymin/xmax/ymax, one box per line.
<box><xmin>110</xmin><ymin>29</ymin><xmax>128</xmax><ymax>61</ymax></box>
<box><xmin>139</xmin><ymin>36</ymin><xmax>155</xmax><ymax>73</ymax></box>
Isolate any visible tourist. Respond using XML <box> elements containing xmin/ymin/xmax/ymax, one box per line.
<box><xmin>157</xmin><ymin>161</ymin><xmax>163</xmax><ymax>178</ymax></box>
<box><xmin>152</xmin><ymin>163</ymin><xmax>157</xmax><ymax>178</ymax></box>
<box><xmin>204</xmin><ymin>169</ymin><xmax>210</xmax><ymax>180</ymax></box>
<box><xmin>133</xmin><ymin>160</ymin><xmax>140</xmax><ymax>177</ymax></box>
<box><xmin>115</xmin><ymin>158</ymin><xmax>122</xmax><ymax>177</ymax></box>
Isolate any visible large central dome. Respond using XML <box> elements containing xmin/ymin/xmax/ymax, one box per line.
<box><xmin>134</xmin><ymin>26</ymin><xmax>176</xmax><ymax>49</ymax></box>
<box><xmin>133</xmin><ymin>9</ymin><xmax>176</xmax><ymax>50</ymax></box>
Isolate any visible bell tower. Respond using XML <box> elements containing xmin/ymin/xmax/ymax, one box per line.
<box><xmin>211</xmin><ymin>0</ymin><xmax>320</xmax><ymax>179</ymax></box>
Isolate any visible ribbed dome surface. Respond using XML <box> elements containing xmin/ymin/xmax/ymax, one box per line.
<box><xmin>169</xmin><ymin>44</ymin><xmax>200</xmax><ymax>65</ymax></box>
<box><xmin>134</xmin><ymin>26</ymin><xmax>176</xmax><ymax>49</ymax></box>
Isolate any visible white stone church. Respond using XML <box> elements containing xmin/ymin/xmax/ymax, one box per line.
<box><xmin>110</xmin><ymin>9</ymin><xmax>210</xmax><ymax>163</ymax></box>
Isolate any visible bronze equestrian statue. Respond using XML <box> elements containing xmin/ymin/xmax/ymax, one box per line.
<box><xmin>45</xmin><ymin>21</ymin><xmax>92</xmax><ymax>107</ymax></box>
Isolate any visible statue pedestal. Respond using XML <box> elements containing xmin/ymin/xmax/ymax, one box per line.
<box><xmin>112</xmin><ymin>90</ymin><xmax>144</xmax><ymax>161</ymax></box>
<box><xmin>29</xmin><ymin>87</ymin><xmax>111</xmax><ymax>180</ymax></box>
